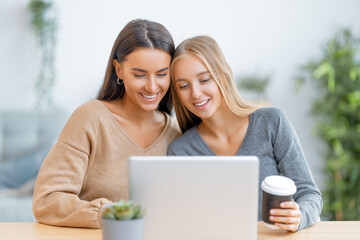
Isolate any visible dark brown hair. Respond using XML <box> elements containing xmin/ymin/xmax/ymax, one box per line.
<box><xmin>97</xmin><ymin>19</ymin><xmax>175</xmax><ymax>114</ymax></box>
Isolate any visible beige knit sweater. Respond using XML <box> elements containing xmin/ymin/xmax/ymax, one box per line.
<box><xmin>33</xmin><ymin>100</ymin><xmax>181</xmax><ymax>228</ymax></box>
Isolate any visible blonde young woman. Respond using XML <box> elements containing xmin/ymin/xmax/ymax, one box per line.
<box><xmin>33</xmin><ymin>19</ymin><xmax>181</xmax><ymax>228</ymax></box>
<box><xmin>167</xmin><ymin>36</ymin><xmax>322</xmax><ymax>232</ymax></box>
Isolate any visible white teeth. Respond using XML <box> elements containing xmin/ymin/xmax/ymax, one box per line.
<box><xmin>194</xmin><ymin>100</ymin><xmax>208</xmax><ymax>107</ymax></box>
<box><xmin>141</xmin><ymin>93</ymin><xmax>157</xmax><ymax>99</ymax></box>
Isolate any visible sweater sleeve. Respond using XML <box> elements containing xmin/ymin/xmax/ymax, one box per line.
<box><xmin>32</xmin><ymin>103</ymin><xmax>111</xmax><ymax>228</ymax></box>
<box><xmin>271</xmin><ymin>108</ymin><xmax>323</xmax><ymax>231</ymax></box>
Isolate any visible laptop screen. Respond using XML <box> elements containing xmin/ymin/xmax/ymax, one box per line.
<box><xmin>128</xmin><ymin>156</ymin><xmax>259</xmax><ymax>240</ymax></box>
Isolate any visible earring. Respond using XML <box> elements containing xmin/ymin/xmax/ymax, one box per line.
<box><xmin>117</xmin><ymin>77</ymin><xmax>124</xmax><ymax>85</ymax></box>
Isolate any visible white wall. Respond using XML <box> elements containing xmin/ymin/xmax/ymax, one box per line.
<box><xmin>1</xmin><ymin>0</ymin><xmax>360</xmax><ymax>189</ymax></box>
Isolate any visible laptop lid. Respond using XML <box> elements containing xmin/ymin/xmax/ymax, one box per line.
<box><xmin>128</xmin><ymin>156</ymin><xmax>259</xmax><ymax>240</ymax></box>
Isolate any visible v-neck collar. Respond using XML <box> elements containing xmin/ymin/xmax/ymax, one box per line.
<box><xmin>96</xmin><ymin>100</ymin><xmax>170</xmax><ymax>152</ymax></box>
<box><xmin>192</xmin><ymin>112</ymin><xmax>254</xmax><ymax>156</ymax></box>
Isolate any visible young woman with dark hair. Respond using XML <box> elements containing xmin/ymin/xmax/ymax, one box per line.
<box><xmin>33</xmin><ymin>19</ymin><xmax>181</xmax><ymax>228</ymax></box>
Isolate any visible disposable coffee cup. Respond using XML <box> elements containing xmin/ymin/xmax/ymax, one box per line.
<box><xmin>261</xmin><ymin>175</ymin><xmax>296</xmax><ymax>229</ymax></box>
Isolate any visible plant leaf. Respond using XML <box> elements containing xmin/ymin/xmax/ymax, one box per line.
<box><xmin>313</xmin><ymin>62</ymin><xmax>332</xmax><ymax>79</ymax></box>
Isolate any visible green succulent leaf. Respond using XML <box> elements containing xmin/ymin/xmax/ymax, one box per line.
<box><xmin>115</xmin><ymin>209</ymin><xmax>134</xmax><ymax>220</ymax></box>
<box><xmin>102</xmin><ymin>200</ymin><xmax>145</xmax><ymax>220</ymax></box>
<box><xmin>102</xmin><ymin>208</ymin><xmax>116</xmax><ymax>220</ymax></box>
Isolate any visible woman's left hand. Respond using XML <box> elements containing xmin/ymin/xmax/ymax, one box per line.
<box><xmin>269</xmin><ymin>201</ymin><xmax>301</xmax><ymax>232</ymax></box>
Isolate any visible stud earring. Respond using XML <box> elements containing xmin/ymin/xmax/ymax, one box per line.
<box><xmin>117</xmin><ymin>77</ymin><xmax>124</xmax><ymax>85</ymax></box>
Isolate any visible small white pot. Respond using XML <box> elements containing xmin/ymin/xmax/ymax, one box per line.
<box><xmin>102</xmin><ymin>218</ymin><xmax>144</xmax><ymax>240</ymax></box>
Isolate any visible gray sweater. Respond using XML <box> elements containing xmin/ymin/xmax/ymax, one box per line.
<box><xmin>167</xmin><ymin>107</ymin><xmax>323</xmax><ymax>230</ymax></box>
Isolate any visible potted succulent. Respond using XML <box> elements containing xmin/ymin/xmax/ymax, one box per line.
<box><xmin>102</xmin><ymin>200</ymin><xmax>145</xmax><ymax>240</ymax></box>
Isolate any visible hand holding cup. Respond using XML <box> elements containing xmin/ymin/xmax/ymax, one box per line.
<box><xmin>261</xmin><ymin>175</ymin><xmax>300</xmax><ymax>232</ymax></box>
<box><xmin>269</xmin><ymin>200</ymin><xmax>301</xmax><ymax>232</ymax></box>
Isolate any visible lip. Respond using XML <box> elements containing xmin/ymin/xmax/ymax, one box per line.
<box><xmin>139</xmin><ymin>92</ymin><xmax>160</xmax><ymax>102</ymax></box>
<box><xmin>193</xmin><ymin>99</ymin><xmax>210</xmax><ymax>109</ymax></box>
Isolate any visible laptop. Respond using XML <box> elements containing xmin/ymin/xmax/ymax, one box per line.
<box><xmin>128</xmin><ymin>156</ymin><xmax>259</xmax><ymax>240</ymax></box>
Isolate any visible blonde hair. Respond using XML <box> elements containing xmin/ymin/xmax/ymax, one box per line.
<box><xmin>170</xmin><ymin>36</ymin><xmax>259</xmax><ymax>133</ymax></box>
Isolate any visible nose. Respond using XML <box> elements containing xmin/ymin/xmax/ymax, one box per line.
<box><xmin>145</xmin><ymin>75</ymin><xmax>157</xmax><ymax>93</ymax></box>
<box><xmin>191</xmin><ymin>83</ymin><xmax>202</xmax><ymax>99</ymax></box>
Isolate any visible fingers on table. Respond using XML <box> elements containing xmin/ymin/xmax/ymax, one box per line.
<box><xmin>269</xmin><ymin>215</ymin><xmax>299</xmax><ymax>224</ymax></box>
<box><xmin>274</xmin><ymin>222</ymin><xmax>299</xmax><ymax>232</ymax></box>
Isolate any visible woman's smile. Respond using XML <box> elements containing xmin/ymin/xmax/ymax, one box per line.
<box><xmin>193</xmin><ymin>99</ymin><xmax>210</xmax><ymax>109</ymax></box>
<box><xmin>139</xmin><ymin>91</ymin><xmax>160</xmax><ymax>102</ymax></box>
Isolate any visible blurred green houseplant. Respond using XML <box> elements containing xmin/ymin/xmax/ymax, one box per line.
<box><xmin>296</xmin><ymin>29</ymin><xmax>360</xmax><ymax>220</ymax></box>
<box><xmin>27</xmin><ymin>0</ymin><xmax>57</xmax><ymax>109</ymax></box>
<box><xmin>237</xmin><ymin>75</ymin><xmax>270</xmax><ymax>99</ymax></box>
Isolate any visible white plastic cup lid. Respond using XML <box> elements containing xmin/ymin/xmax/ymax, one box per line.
<box><xmin>261</xmin><ymin>175</ymin><xmax>296</xmax><ymax>196</ymax></box>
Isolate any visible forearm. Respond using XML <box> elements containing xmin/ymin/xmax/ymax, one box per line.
<box><xmin>33</xmin><ymin>191</ymin><xmax>111</xmax><ymax>228</ymax></box>
<box><xmin>32</xmin><ymin>140</ymin><xmax>108</xmax><ymax>228</ymax></box>
<box><xmin>297</xmin><ymin>193</ymin><xmax>323</xmax><ymax>230</ymax></box>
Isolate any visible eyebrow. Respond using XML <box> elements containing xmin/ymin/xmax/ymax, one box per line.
<box><xmin>131</xmin><ymin>67</ymin><xmax>169</xmax><ymax>73</ymax></box>
<box><xmin>175</xmin><ymin>71</ymin><xmax>210</xmax><ymax>82</ymax></box>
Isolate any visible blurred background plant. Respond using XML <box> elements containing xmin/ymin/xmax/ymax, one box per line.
<box><xmin>27</xmin><ymin>0</ymin><xmax>57</xmax><ymax>110</ymax></box>
<box><xmin>295</xmin><ymin>29</ymin><xmax>360</xmax><ymax>220</ymax></box>
<box><xmin>236</xmin><ymin>74</ymin><xmax>271</xmax><ymax>104</ymax></box>
<box><xmin>237</xmin><ymin>75</ymin><xmax>270</xmax><ymax>97</ymax></box>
